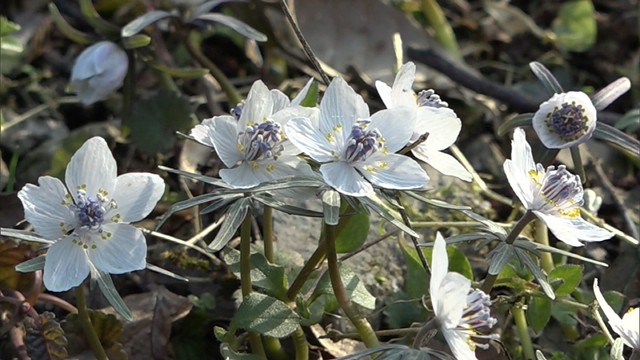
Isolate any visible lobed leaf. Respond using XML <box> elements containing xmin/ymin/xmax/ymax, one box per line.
<box><xmin>231</xmin><ymin>293</ymin><xmax>300</xmax><ymax>338</ymax></box>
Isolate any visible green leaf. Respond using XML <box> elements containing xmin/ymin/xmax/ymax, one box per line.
<box><xmin>48</xmin><ymin>3</ymin><xmax>94</xmax><ymax>45</ymax></box>
<box><xmin>573</xmin><ymin>334</ymin><xmax>609</xmax><ymax>359</ymax></box>
<box><xmin>405</xmin><ymin>191</ymin><xmax>471</xmax><ymax>210</ymax></box>
<box><xmin>594</xmin><ymin>122</ymin><xmax>640</xmax><ymax>157</ymax></box>
<box><xmin>550</xmin><ymin>301</ymin><xmax>577</xmax><ymax>326</ymax></box>
<box><xmin>548</xmin><ymin>264</ymin><xmax>582</xmax><ymax>297</ymax></box>
<box><xmin>147</xmin><ymin>61</ymin><xmax>210</xmax><ymax>78</ymax></box>
<box><xmin>231</xmin><ymin>293</ymin><xmax>300</xmax><ymax>338</ymax></box>
<box><xmin>155</xmin><ymin>192</ymin><xmax>226</xmax><ymax>230</ymax></box>
<box><xmin>122</xmin><ymin>10</ymin><xmax>175</xmax><ymax>38</ymax></box>
<box><xmin>527</xmin><ymin>296</ymin><xmax>552</xmax><ymax>334</ymax></box>
<box><xmin>129</xmin><ymin>91</ymin><xmax>193</xmax><ymax>155</ymax></box>
<box><xmin>79</xmin><ymin>0</ymin><xmax>120</xmax><ymax>36</ymax></box>
<box><xmin>312</xmin><ymin>264</ymin><xmax>376</xmax><ymax>310</ymax></box>
<box><xmin>121</xmin><ymin>34</ymin><xmax>151</xmax><ymax>49</ymax></box>
<box><xmin>615</xmin><ymin>108</ymin><xmax>640</xmax><ymax>132</ymax></box>
<box><xmin>335</xmin><ymin>211</ymin><xmax>370</xmax><ymax>253</ymax></box>
<box><xmin>23</xmin><ymin>312</ymin><xmax>68</xmax><ymax>360</ymax></box>
<box><xmin>298</xmin><ymin>81</ymin><xmax>318</xmax><ymax>107</ymax></box>
<box><xmin>94</xmin><ymin>270</ymin><xmax>133</xmax><ymax>321</ymax></box>
<box><xmin>0</xmin><ymin>228</ymin><xmax>54</xmax><ymax>244</ymax></box>
<box><xmin>208</xmin><ymin>198</ymin><xmax>250</xmax><ymax>251</ymax></box>
<box><xmin>15</xmin><ymin>255</ymin><xmax>46</xmax><ymax>272</ymax></box>
<box><xmin>223</xmin><ymin>248</ymin><xmax>288</xmax><ymax>299</ymax></box>
<box><xmin>359</xmin><ymin>195</ymin><xmax>419</xmax><ymax>238</ymax></box>
<box><xmin>0</xmin><ymin>16</ymin><xmax>20</xmax><ymax>36</ymax></box>
<box><xmin>220</xmin><ymin>343</ymin><xmax>263</xmax><ymax>360</ymax></box>
<box><xmin>497</xmin><ymin>113</ymin><xmax>534</xmax><ymax>136</ymax></box>
<box><xmin>515</xmin><ymin>248</ymin><xmax>555</xmax><ymax>299</ymax></box>
<box><xmin>602</xmin><ymin>290</ymin><xmax>625</xmax><ymax>313</ymax></box>
<box><xmin>529</xmin><ymin>62</ymin><xmax>563</xmax><ymax>95</ymax></box>
<box><xmin>252</xmin><ymin>194</ymin><xmax>323</xmax><ymax>218</ymax></box>
<box><xmin>551</xmin><ymin>0</ymin><xmax>597</xmax><ymax>52</ymax></box>
<box><xmin>193</xmin><ymin>13</ymin><xmax>267</xmax><ymax>42</ymax></box>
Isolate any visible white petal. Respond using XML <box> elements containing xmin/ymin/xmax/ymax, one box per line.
<box><xmin>319</xmin><ymin>77</ymin><xmax>369</xmax><ymax>143</ymax></box>
<box><xmin>208</xmin><ymin>115</ymin><xmax>244</xmax><ymax>167</ymax></box>
<box><xmin>620</xmin><ymin>308</ymin><xmax>640</xmax><ymax>349</ymax></box>
<box><xmin>436</xmin><ymin>272</ymin><xmax>470</xmax><ymax>329</ymax></box>
<box><xmin>412</xmin><ymin>148</ymin><xmax>472</xmax><ymax>181</ymax></box>
<box><xmin>270</xmin><ymin>89</ymin><xmax>290</xmax><ymax>113</ymax></box>
<box><xmin>369</xmin><ymin>107</ymin><xmax>415</xmax><ymax>152</ymax></box>
<box><xmin>416</xmin><ymin>107</ymin><xmax>461</xmax><ymax>151</ymax></box>
<box><xmin>285</xmin><ymin>117</ymin><xmax>336</xmax><ymax>162</ymax></box>
<box><xmin>390</xmin><ymin>62</ymin><xmax>418</xmax><ymax>108</ymax></box>
<box><xmin>375</xmin><ymin>80</ymin><xmax>393</xmax><ymax>108</ymax></box>
<box><xmin>532</xmin><ymin>92</ymin><xmax>597</xmax><ymax>149</ymax></box>
<box><xmin>357</xmin><ymin>154</ymin><xmax>428</xmax><ymax>190</ymax></box>
<box><xmin>65</xmin><ymin>137</ymin><xmax>117</xmax><ymax>198</ymax></box>
<box><xmin>534</xmin><ymin>212</ymin><xmax>613</xmax><ymax>246</ymax></box>
<box><xmin>511</xmin><ymin>128</ymin><xmax>536</xmax><ymax>176</ymax></box>
<box><xmin>245</xmin><ymin>157</ymin><xmax>312</xmax><ymax>185</ymax></box>
<box><xmin>271</xmin><ymin>105</ymin><xmax>318</xmax><ymax>128</ymax></box>
<box><xmin>442</xmin><ymin>328</ymin><xmax>478</xmax><ymax>360</ymax></box>
<box><xmin>430</xmin><ymin>232</ymin><xmax>449</xmax><ymax>306</ymax></box>
<box><xmin>239</xmin><ymin>80</ymin><xmax>273</xmax><ymax>127</ymax></box>
<box><xmin>593</xmin><ymin>278</ymin><xmax>636</xmax><ymax>348</ymax></box>
<box><xmin>320</xmin><ymin>161</ymin><xmax>373</xmax><ymax>197</ymax></box>
<box><xmin>43</xmin><ymin>236</ymin><xmax>90</xmax><ymax>292</ymax></box>
<box><xmin>190</xmin><ymin>117</ymin><xmax>216</xmax><ymax>148</ymax></box>
<box><xmin>220</xmin><ymin>163</ymin><xmax>264</xmax><ymax>188</ymax></box>
<box><xmin>291</xmin><ymin>78</ymin><xmax>315</xmax><ymax>106</ymax></box>
<box><xmin>18</xmin><ymin>176</ymin><xmax>76</xmax><ymax>240</ymax></box>
<box><xmin>88</xmin><ymin>223</ymin><xmax>146</xmax><ymax>274</ymax></box>
<box><xmin>112</xmin><ymin>173</ymin><xmax>165</xmax><ymax>223</ymax></box>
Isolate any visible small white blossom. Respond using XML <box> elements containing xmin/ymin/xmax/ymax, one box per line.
<box><xmin>430</xmin><ymin>232</ymin><xmax>498</xmax><ymax>360</ymax></box>
<box><xmin>375</xmin><ymin>62</ymin><xmax>471</xmax><ymax>181</ymax></box>
<box><xmin>593</xmin><ymin>279</ymin><xmax>639</xmax><ymax>351</ymax></box>
<box><xmin>190</xmin><ymin>80</ymin><xmax>315</xmax><ymax>188</ymax></box>
<box><xmin>530</xmin><ymin>62</ymin><xmax>631</xmax><ymax>149</ymax></box>
<box><xmin>17</xmin><ymin>137</ymin><xmax>165</xmax><ymax>292</ymax></box>
<box><xmin>70</xmin><ymin>41</ymin><xmax>128</xmax><ymax>105</ymax></box>
<box><xmin>504</xmin><ymin>128</ymin><xmax>613</xmax><ymax>246</ymax></box>
<box><xmin>285</xmin><ymin>77</ymin><xmax>429</xmax><ymax>197</ymax></box>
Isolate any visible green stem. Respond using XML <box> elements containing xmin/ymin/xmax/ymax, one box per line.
<box><xmin>292</xmin><ymin>326</ymin><xmax>309</xmax><ymax>360</ymax></box>
<box><xmin>411</xmin><ymin>319</ymin><xmax>438</xmax><ymax>349</ymax></box>
<box><xmin>591</xmin><ymin>302</ymin><xmax>615</xmax><ymax>345</ymax></box>
<box><xmin>184</xmin><ymin>31</ymin><xmax>242</xmax><ymax>105</ymax></box>
<box><xmin>287</xmin><ymin>241</ymin><xmax>326</xmax><ymax>301</ymax></box>
<box><xmin>513</xmin><ymin>299</ymin><xmax>535</xmax><ymax>360</ymax></box>
<box><xmin>539</xmin><ymin>148</ymin><xmax>560</xmax><ymax>167</ymax></box>
<box><xmin>75</xmin><ymin>286</ymin><xmax>108</xmax><ymax>360</ymax></box>
<box><xmin>240</xmin><ymin>214</ymin><xmax>266</xmax><ymax>359</ymax></box>
<box><xmin>325</xmin><ymin>223</ymin><xmax>380</xmax><ymax>348</ymax></box>
<box><xmin>263</xmin><ymin>337</ymin><xmax>287</xmax><ymax>360</ymax></box>
<box><xmin>534</xmin><ymin>220</ymin><xmax>554</xmax><ymax>273</ymax></box>
<box><xmin>263</xmin><ymin>206</ymin><xmax>274</xmax><ymax>263</ymax></box>
<box><xmin>421</xmin><ymin>0</ymin><xmax>461</xmax><ymax>59</ymax></box>
<box><xmin>121</xmin><ymin>50</ymin><xmax>135</xmax><ymax>136</ymax></box>
<box><xmin>480</xmin><ymin>210</ymin><xmax>536</xmax><ymax>293</ymax></box>
<box><xmin>570</xmin><ymin>146</ymin><xmax>586</xmax><ymax>184</ymax></box>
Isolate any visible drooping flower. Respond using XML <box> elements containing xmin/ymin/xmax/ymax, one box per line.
<box><xmin>17</xmin><ymin>137</ymin><xmax>165</xmax><ymax>292</ymax></box>
<box><xmin>70</xmin><ymin>41</ymin><xmax>129</xmax><ymax>105</ymax></box>
<box><xmin>430</xmin><ymin>232</ymin><xmax>498</xmax><ymax>360</ymax></box>
<box><xmin>284</xmin><ymin>77</ymin><xmax>429</xmax><ymax>197</ymax></box>
<box><xmin>530</xmin><ymin>62</ymin><xmax>631</xmax><ymax>149</ymax></box>
<box><xmin>593</xmin><ymin>278</ymin><xmax>639</xmax><ymax>351</ymax></box>
<box><xmin>375</xmin><ymin>62</ymin><xmax>471</xmax><ymax>181</ymax></box>
<box><xmin>504</xmin><ymin>128</ymin><xmax>613</xmax><ymax>246</ymax></box>
<box><xmin>190</xmin><ymin>80</ymin><xmax>316</xmax><ymax>188</ymax></box>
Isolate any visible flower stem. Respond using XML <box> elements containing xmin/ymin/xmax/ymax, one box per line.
<box><xmin>292</xmin><ymin>326</ymin><xmax>309</xmax><ymax>360</ymax></box>
<box><xmin>75</xmin><ymin>285</ymin><xmax>108</xmax><ymax>360</ymax></box>
<box><xmin>570</xmin><ymin>147</ymin><xmax>586</xmax><ymax>184</ymax></box>
<box><xmin>513</xmin><ymin>299</ymin><xmax>535</xmax><ymax>360</ymax></box>
<box><xmin>591</xmin><ymin>301</ymin><xmax>615</xmax><ymax>345</ymax></box>
<box><xmin>411</xmin><ymin>319</ymin><xmax>438</xmax><ymax>349</ymax></box>
<box><xmin>421</xmin><ymin>0</ymin><xmax>461</xmax><ymax>59</ymax></box>
<box><xmin>184</xmin><ymin>31</ymin><xmax>242</xmax><ymax>105</ymax></box>
<box><xmin>481</xmin><ymin>210</ymin><xmax>536</xmax><ymax>293</ymax></box>
<box><xmin>325</xmin><ymin>223</ymin><xmax>380</xmax><ymax>348</ymax></box>
<box><xmin>534</xmin><ymin>220</ymin><xmax>554</xmax><ymax>273</ymax></box>
<box><xmin>240</xmin><ymin>213</ymin><xmax>267</xmax><ymax>359</ymax></box>
<box><xmin>287</xmin><ymin>241</ymin><xmax>325</xmax><ymax>301</ymax></box>
<box><xmin>263</xmin><ymin>206</ymin><xmax>274</xmax><ymax>263</ymax></box>
<box><xmin>122</xmin><ymin>50</ymin><xmax>135</xmax><ymax>135</ymax></box>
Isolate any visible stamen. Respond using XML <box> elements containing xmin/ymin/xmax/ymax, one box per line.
<box><xmin>545</xmin><ymin>101</ymin><xmax>589</xmax><ymax>140</ymax></box>
<box><xmin>343</xmin><ymin>120</ymin><xmax>383</xmax><ymax>163</ymax></box>
<box><xmin>69</xmin><ymin>189</ymin><xmax>117</xmax><ymax>232</ymax></box>
<box><xmin>231</xmin><ymin>101</ymin><xmax>245</xmax><ymax>120</ymax></box>
<box><xmin>538</xmin><ymin>165</ymin><xmax>583</xmax><ymax>213</ymax></box>
<box><xmin>417</xmin><ymin>89</ymin><xmax>449</xmax><ymax>108</ymax></box>
<box><xmin>237</xmin><ymin>120</ymin><xmax>284</xmax><ymax>161</ymax></box>
<box><xmin>455</xmin><ymin>289</ymin><xmax>499</xmax><ymax>349</ymax></box>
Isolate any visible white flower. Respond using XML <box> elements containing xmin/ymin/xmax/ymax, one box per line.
<box><xmin>430</xmin><ymin>232</ymin><xmax>498</xmax><ymax>360</ymax></box>
<box><xmin>593</xmin><ymin>278</ymin><xmax>639</xmax><ymax>350</ymax></box>
<box><xmin>375</xmin><ymin>62</ymin><xmax>471</xmax><ymax>181</ymax></box>
<box><xmin>285</xmin><ymin>77</ymin><xmax>429</xmax><ymax>197</ymax></box>
<box><xmin>190</xmin><ymin>80</ymin><xmax>316</xmax><ymax>188</ymax></box>
<box><xmin>530</xmin><ymin>62</ymin><xmax>631</xmax><ymax>149</ymax></box>
<box><xmin>504</xmin><ymin>128</ymin><xmax>613</xmax><ymax>246</ymax></box>
<box><xmin>70</xmin><ymin>41</ymin><xmax>128</xmax><ymax>105</ymax></box>
<box><xmin>17</xmin><ymin>137</ymin><xmax>165</xmax><ymax>292</ymax></box>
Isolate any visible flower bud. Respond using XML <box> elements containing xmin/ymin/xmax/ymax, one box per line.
<box><xmin>70</xmin><ymin>41</ymin><xmax>128</xmax><ymax>105</ymax></box>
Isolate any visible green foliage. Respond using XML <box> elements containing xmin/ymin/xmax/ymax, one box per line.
<box><xmin>62</xmin><ymin>310</ymin><xmax>126</xmax><ymax>359</ymax></box>
<box><xmin>172</xmin><ymin>294</ymin><xmax>218</xmax><ymax>360</ymax></box>
<box><xmin>220</xmin><ymin>344</ymin><xmax>263</xmax><ymax>360</ymax></box>
<box><xmin>298</xmin><ymin>81</ymin><xmax>319</xmax><ymax>107</ymax></box>
<box><xmin>551</xmin><ymin>0</ymin><xmax>597</xmax><ymax>52</ymax></box>
<box><xmin>224</xmin><ymin>248</ymin><xmax>289</xmax><ymax>299</ymax></box>
<box><xmin>129</xmin><ymin>90</ymin><xmax>193</xmax><ymax>155</ymax></box>
<box><xmin>231</xmin><ymin>293</ymin><xmax>300</xmax><ymax>338</ymax></box>
<box><xmin>312</xmin><ymin>264</ymin><xmax>376</xmax><ymax>310</ymax></box>
<box><xmin>335</xmin><ymin>211</ymin><xmax>370</xmax><ymax>253</ymax></box>
<box><xmin>24</xmin><ymin>312</ymin><xmax>68</xmax><ymax>360</ymax></box>
<box><xmin>574</xmin><ymin>334</ymin><xmax>609</xmax><ymax>359</ymax></box>
<box><xmin>548</xmin><ymin>264</ymin><xmax>583</xmax><ymax>297</ymax></box>
<box><xmin>526</xmin><ymin>296</ymin><xmax>552</xmax><ymax>334</ymax></box>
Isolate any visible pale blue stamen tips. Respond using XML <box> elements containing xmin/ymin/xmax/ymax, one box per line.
<box><xmin>71</xmin><ymin>190</ymin><xmax>116</xmax><ymax>231</ymax></box>
<box><xmin>231</xmin><ymin>101</ymin><xmax>245</xmax><ymax>120</ymax></box>
<box><xmin>459</xmin><ymin>289</ymin><xmax>499</xmax><ymax>349</ymax></box>
<box><xmin>540</xmin><ymin>165</ymin><xmax>581</xmax><ymax>205</ymax></box>
<box><xmin>546</xmin><ymin>102</ymin><xmax>588</xmax><ymax>140</ymax></box>
<box><xmin>344</xmin><ymin>120</ymin><xmax>383</xmax><ymax>163</ymax></box>
<box><xmin>238</xmin><ymin>120</ymin><xmax>284</xmax><ymax>161</ymax></box>
<box><xmin>416</xmin><ymin>89</ymin><xmax>448</xmax><ymax>108</ymax></box>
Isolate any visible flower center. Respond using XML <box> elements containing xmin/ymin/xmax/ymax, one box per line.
<box><xmin>344</xmin><ymin>120</ymin><xmax>384</xmax><ymax>163</ymax></box>
<box><xmin>416</xmin><ymin>89</ymin><xmax>448</xmax><ymax>108</ymax></box>
<box><xmin>237</xmin><ymin>120</ymin><xmax>284</xmax><ymax>161</ymax></box>
<box><xmin>457</xmin><ymin>289</ymin><xmax>499</xmax><ymax>350</ymax></box>
<box><xmin>545</xmin><ymin>101</ymin><xmax>589</xmax><ymax>140</ymax></box>
<box><xmin>534</xmin><ymin>165</ymin><xmax>582</xmax><ymax>217</ymax></box>
<box><xmin>70</xmin><ymin>189</ymin><xmax>117</xmax><ymax>230</ymax></box>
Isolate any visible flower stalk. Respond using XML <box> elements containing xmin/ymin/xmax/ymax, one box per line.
<box><xmin>263</xmin><ymin>206</ymin><xmax>274</xmax><ymax>263</ymax></box>
<box><xmin>325</xmin><ymin>223</ymin><xmax>380</xmax><ymax>348</ymax></box>
<box><xmin>513</xmin><ymin>299</ymin><xmax>535</xmax><ymax>360</ymax></box>
<box><xmin>75</xmin><ymin>285</ymin><xmax>108</xmax><ymax>360</ymax></box>
<box><xmin>534</xmin><ymin>221</ymin><xmax>554</xmax><ymax>273</ymax></box>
